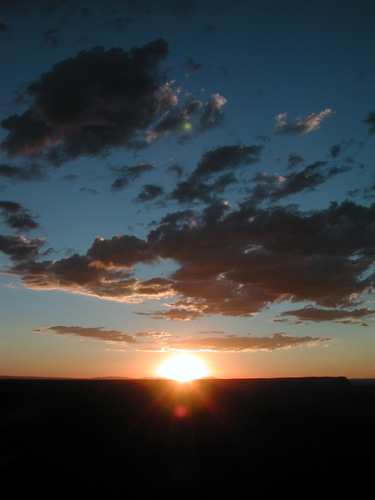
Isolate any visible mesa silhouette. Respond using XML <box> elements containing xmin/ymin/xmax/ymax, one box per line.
<box><xmin>1</xmin><ymin>377</ymin><xmax>374</xmax><ymax>496</ymax></box>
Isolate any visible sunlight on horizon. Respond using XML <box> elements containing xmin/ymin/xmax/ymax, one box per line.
<box><xmin>157</xmin><ymin>354</ymin><xmax>209</xmax><ymax>382</ymax></box>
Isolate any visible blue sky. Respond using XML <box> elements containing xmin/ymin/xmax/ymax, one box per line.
<box><xmin>0</xmin><ymin>0</ymin><xmax>374</xmax><ymax>378</ymax></box>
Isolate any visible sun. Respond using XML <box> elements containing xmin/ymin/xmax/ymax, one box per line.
<box><xmin>157</xmin><ymin>354</ymin><xmax>209</xmax><ymax>383</ymax></box>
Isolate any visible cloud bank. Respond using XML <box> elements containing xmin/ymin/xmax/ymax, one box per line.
<box><xmin>3</xmin><ymin>198</ymin><xmax>374</xmax><ymax>322</ymax></box>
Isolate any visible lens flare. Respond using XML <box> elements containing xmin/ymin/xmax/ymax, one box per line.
<box><xmin>181</xmin><ymin>122</ymin><xmax>193</xmax><ymax>131</ymax></box>
<box><xmin>157</xmin><ymin>354</ymin><xmax>209</xmax><ymax>382</ymax></box>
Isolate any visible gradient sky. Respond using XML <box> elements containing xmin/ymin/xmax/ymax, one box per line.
<box><xmin>0</xmin><ymin>0</ymin><xmax>374</xmax><ymax>379</ymax></box>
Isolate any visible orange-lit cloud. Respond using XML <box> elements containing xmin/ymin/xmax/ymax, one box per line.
<box><xmin>138</xmin><ymin>333</ymin><xmax>330</xmax><ymax>352</ymax></box>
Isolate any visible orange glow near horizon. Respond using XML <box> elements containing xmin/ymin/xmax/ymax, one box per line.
<box><xmin>157</xmin><ymin>353</ymin><xmax>209</xmax><ymax>382</ymax></box>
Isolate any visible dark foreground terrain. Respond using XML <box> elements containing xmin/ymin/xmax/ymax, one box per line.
<box><xmin>1</xmin><ymin>377</ymin><xmax>374</xmax><ymax>496</ymax></box>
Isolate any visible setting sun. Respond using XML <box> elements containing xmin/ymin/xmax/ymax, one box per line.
<box><xmin>157</xmin><ymin>354</ymin><xmax>209</xmax><ymax>382</ymax></box>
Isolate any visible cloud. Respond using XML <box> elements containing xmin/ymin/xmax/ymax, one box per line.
<box><xmin>42</xmin><ymin>28</ymin><xmax>61</xmax><ymax>47</ymax></box>
<box><xmin>0</xmin><ymin>163</ymin><xmax>47</xmax><ymax>181</ymax></box>
<box><xmin>193</xmin><ymin>144</ymin><xmax>263</xmax><ymax>178</ymax></box>
<box><xmin>141</xmin><ymin>307</ymin><xmax>202</xmax><ymax>321</ymax></box>
<box><xmin>169</xmin><ymin>144</ymin><xmax>262</xmax><ymax>204</ymax></box>
<box><xmin>1</xmin><ymin>39</ymin><xmax>227</xmax><ymax>165</ymax></box>
<box><xmin>199</xmin><ymin>93</ymin><xmax>227</xmax><ymax>130</ymax></box>
<box><xmin>328</xmin><ymin>138</ymin><xmax>355</xmax><ymax>159</ymax></box>
<box><xmin>170</xmin><ymin>173</ymin><xmax>237</xmax><ymax>204</ymax></box>
<box><xmin>147</xmin><ymin>93</ymin><xmax>227</xmax><ymax>143</ymax></box>
<box><xmin>279</xmin><ymin>306</ymin><xmax>374</xmax><ymax>322</ymax></box>
<box><xmin>363</xmin><ymin>111</ymin><xmax>375</xmax><ymax>134</ymax></box>
<box><xmin>156</xmin><ymin>333</ymin><xmax>329</xmax><ymax>352</ymax></box>
<box><xmin>0</xmin><ymin>234</ymin><xmax>44</xmax><ymax>261</ymax></box>
<box><xmin>9</xmin><ymin>253</ymin><xmax>174</xmax><ymax>302</ymax></box>
<box><xmin>2</xmin><ymin>198</ymin><xmax>374</xmax><ymax>317</ymax></box>
<box><xmin>147</xmin><ymin>199</ymin><xmax>375</xmax><ymax>314</ymax></box>
<box><xmin>167</xmin><ymin>163</ymin><xmax>183</xmax><ymax>177</ymax></box>
<box><xmin>149</xmin><ymin>97</ymin><xmax>202</xmax><ymax>139</ymax></box>
<box><xmin>185</xmin><ymin>57</ymin><xmax>203</xmax><ymax>72</ymax></box>
<box><xmin>1</xmin><ymin>39</ymin><xmax>170</xmax><ymax>162</ymax></box>
<box><xmin>135</xmin><ymin>184</ymin><xmax>164</xmax><ymax>202</ymax></box>
<box><xmin>34</xmin><ymin>325</ymin><xmax>140</xmax><ymax>344</ymax></box>
<box><xmin>0</xmin><ymin>200</ymin><xmax>39</xmax><ymax>231</ymax></box>
<box><xmin>111</xmin><ymin>163</ymin><xmax>154</xmax><ymax>191</ymax></box>
<box><xmin>287</xmin><ymin>153</ymin><xmax>304</xmax><ymax>169</ymax></box>
<box><xmin>275</xmin><ymin>109</ymin><xmax>333</xmax><ymax>135</ymax></box>
<box><xmin>247</xmin><ymin>161</ymin><xmax>350</xmax><ymax>203</ymax></box>
<box><xmin>87</xmin><ymin>234</ymin><xmax>157</xmax><ymax>268</ymax></box>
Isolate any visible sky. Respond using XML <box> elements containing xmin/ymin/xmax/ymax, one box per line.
<box><xmin>0</xmin><ymin>0</ymin><xmax>374</xmax><ymax>379</ymax></box>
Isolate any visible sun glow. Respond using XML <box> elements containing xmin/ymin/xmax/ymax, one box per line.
<box><xmin>157</xmin><ymin>354</ymin><xmax>209</xmax><ymax>382</ymax></box>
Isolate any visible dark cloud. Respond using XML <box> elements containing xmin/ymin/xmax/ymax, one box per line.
<box><xmin>279</xmin><ymin>306</ymin><xmax>374</xmax><ymax>323</ymax></box>
<box><xmin>158</xmin><ymin>333</ymin><xmax>329</xmax><ymax>352</ymax></box>
<box><xmin>1</xmin><ymin>38</ymin><xmax>227</xmax><ymax>165</ymax></box>
<box><xmin>3</xmin><ymin>198</ymin><xmax>374</xmax><ymax>318</ymax></box>
<box><xmin>1</xmin><ymin>39</ymin><xmax>170</xmax><ymax>162</ymax></box>
<box><xmin>275</xmin><ymin>109</ymin><xmax>333</xmax><ymax>135</ymax></box>
<box><xmin>0</xmin><ymin>201</ymin><xmax>22</xmax><ymax>213</ymax></box>
<box><xmin>168</xmin><ymin>144</ymin><xmax>262</xmax><ymax>204</ymax></box>
<box><xmin>363</xmin><ymin>111</ymin><xmax>375</xmax><ymax>135</ymax></box>
<box><xmin>328</xmin><ymin>138</ymin><xmax>355</xmax><ymax>158</ymax></box>
<box><xmin>34</xmin><ymin>325</ymin><xmax>140</xmax><ymax>344</ymax></box>
<box><xmin>329</xmin><ymin>144</ymin><xmax>341</xmax><ymax>158</ymax></box>
<box><xmin>287</xmin><ymin>153</ymin><xmax>304</xmax><ymax>169</ymax></box>
<box><xmin>0</xmin><ymin>200</ymin><xmax>39</xmax><ymax>231</ymax></box>
<box><xmin>141</xmin><ymin>307</ymin><xmax>202</xmax><ymax>321</ymax></box>
<box><xmin>87</xmin><ymin>235</ymin><xmax>157</xmax><ymax>268</ymax></box>
<box><xmin>42</xmin><ymin>28</ymin><xmax>61</xmax><ymax>47</ymax></box>
<box><xmin>111</xmin><ymin>163</ymin><xmax>154</xmax><ymax>191</ymax></box>
<box><xmin>0</xmin><ymin>234</ymin><xmax>44</xmax><ymax>261</ymax></box>
<box><xmin>135</xmin><ymin>184</ymin><xmax>164</xmax><ymax>202</ymax></box>
<box><xmin>167</xmin><ymin>163</ymin><xmax>183</xmax><ymax>177</ymax></box>
<box><xmin>146</xmin><ymin>199</ymin><xmax>375</xmax><ymax>314</ymax></box>
<box><xmin>170</xmin><ymin>173</ymin><xmax>237</xmax><ymax>204</ymax></box>
<box><xmin>193</xmin><ymin>144</ymin><xmax>263</xmax><ymax>179</ymax></box>
<box><xmin>186</xmin><ymin>57</ymin><xmax>203</xmax><ymax>72</ymax></box>
<box><xmin>247</xmin><ymin>161</ymin><xmax>350</xmax><ymax>203</ymax></box>
<box><xmin>347</xmin><ymin>175</ymin><xmax>375</xmax><ymax>201</ymax></box>
<box><xmin>0</xmin><ymin>163</ymin><xmax>46</xmax><ymax>182</ymax></box>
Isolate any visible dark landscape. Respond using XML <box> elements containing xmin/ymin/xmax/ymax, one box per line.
<box><xmin>1</xmin><ymin>377</ymin><xmax>374</xmax><ymax>496</ymax></box>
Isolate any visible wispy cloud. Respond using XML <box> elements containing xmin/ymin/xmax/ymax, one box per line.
<box><xmin>275</xmin><ymin>109</ymin><xmax>333</xmax><ymax>135</ymax></box>
<box><xmin>140</xmin><ymin>333</ymin><xmax>330</xmax><ymax>352</ymax></box>
<box><xmin>34</xmin><ymin>325</ymin><xmax>140</xmax><ymax>344</ymax></box>
<box><xmin>279</xmin><ymin>306</ymin><xmax>374</xmax><ymax>323</ymax></box>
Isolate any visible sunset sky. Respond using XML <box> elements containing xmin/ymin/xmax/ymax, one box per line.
<box><xmin>0</xmin><ymin>0</ymin><xmax>374</xmax><ymax>379</ymax></box>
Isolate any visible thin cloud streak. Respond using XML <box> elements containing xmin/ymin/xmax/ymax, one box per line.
<box><xmin>275</xmin><ymin>109</ymin><xmax>333</xmax><ymax>135</ymax></box>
